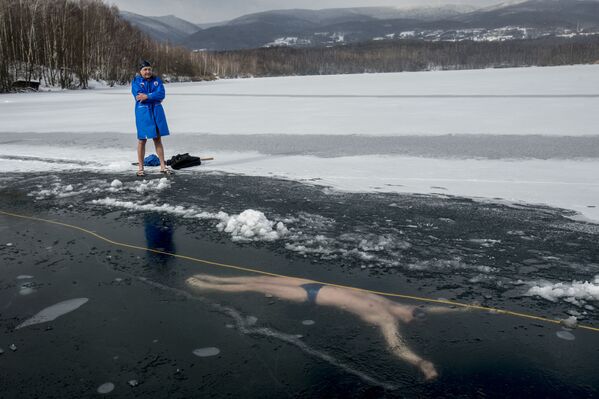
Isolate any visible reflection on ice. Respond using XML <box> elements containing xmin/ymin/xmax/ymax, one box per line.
<box><xmin>16</xmin><ymin>298</ymin><xmax>89</xmax><ymax>329</ymax></box>
<box><xmin>144</xmin><ymin>213</ymin><xmax>175</xmax><ymax>268</ymax></box>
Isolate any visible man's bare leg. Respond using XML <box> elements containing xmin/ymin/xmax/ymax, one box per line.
<box><xmin>137</xmin><ymin>139</ymin><xmax>147</xmax><ymax>173</ymax></box>
<box><xmin>187</xmin><ymin>275</ymin><xmax>308</xmax><ymax>302</ymax></box>
<box><xmin>190</xmin><ymin>274</ymin><xmax>310</xmax><ymax>287</ymax></box>
<box><xmin>153</xmin><ymin>136</ymin><xmax>166</xmax><ymax>170</ymax></box>
<box><xmin>379</xmin><ymin>320</ymin><xmax>438</xmax><ymax>380</ymax></box>
<box><xmin>187</xmin><ymin>276</ymin><xmax>250</xmax><ymax>293</ymax></box>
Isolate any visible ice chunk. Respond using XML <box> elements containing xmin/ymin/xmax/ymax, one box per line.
<box><xmin>110</xmin><ymin>179</ymin><xmax>122</xmax><ymax>188</ymax></box>
<box><xmin>560</xmin><ymin>316</ymin><xmax>578</xmax><ymax>329</ymax></box>
<box><xmin>556</xmin><ymin>330</ymin><xmax>575</xmax><ymax>341</ymax></box>
<box><xmin>526</xmin><ymin>276</ymin><xmax>599</xmax><ymax>306</ymax></box>
<box><xmin>216</xmin><ymin>210</ymin><xmax>287</xmax><ymax>242</ymax></box>
<box><xmin>9</xmin><ymin>344</ymin><xmax>17</xmax><ymax>351</ymax></box>
<box><xmin>91</xmin><ymin>199</ymin><xmax>287</xmax><ymax>243</ymax></box>
<box><xmin>97</xmin><ymin>382</ymin><xmax>115</xmax><ymax>394</ymax></box>
<box><xmin>192</xmin><ymin>347</ymin><xmax>220</xmax><ymax>357</ymax></box>
<box><xmin>128</xmin><ymin>380</ymin><xmax>139</xmax><ymax>387</ymax></box>
<box><xmin>302</xmin><ymin>320</ymin><xmax>315</xmax><ymax>326</ymax></box>
<box><xmin>19</xmin><ymin>283</ymin><xmax>36</xmax><ymax>296</ymax></box>
<box><xmin>134</xmin><ymin>177</ymin><xmax>171</xmax><ymax>193</ymax></box>
<box><xmin>16</xmin><ymin>298</ymin><xmax>89</xmax><ymax>329</ymax></box>
<box><xmin>16</xmin><ymin>275</ymin><xmax>34</xmax><ymax>280</ymax></box>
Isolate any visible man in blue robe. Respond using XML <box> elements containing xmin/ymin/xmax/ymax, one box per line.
<box><xmin>132</xmin><ymin>60</ymin><xmax>172</xmax><ymax>176</ymax></box>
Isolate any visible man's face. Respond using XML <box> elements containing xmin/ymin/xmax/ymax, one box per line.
<box><xmin>140</xmin><ymin>67</ymin><xmax>153</xmax><ymax>79</ymax></box>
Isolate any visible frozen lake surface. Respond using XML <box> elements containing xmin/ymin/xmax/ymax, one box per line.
<box><xmin>1</xmin><ymin>65</ymin><xmax>599</xmax><ymax>220</ymax></box>
<box><xmin>0</xmin><ymin>171</ymin><xmax>598</xmax><ymax>397</ymax></box>
<box><xmin>0</xmin><ymin>66</ymin><xmax>598</xmax><ymax>396</ymax></box>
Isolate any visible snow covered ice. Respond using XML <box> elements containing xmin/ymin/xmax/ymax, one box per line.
<box><xmin>1</xmin><ymin>65</ymin><xmax>599</xmax><ymax>220</ymax></box>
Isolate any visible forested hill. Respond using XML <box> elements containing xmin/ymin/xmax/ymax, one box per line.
<box><xmin>2</xmin><ymin>0</ymin><xmax>599</xmax><ymax>93</ymax></box>
<box><xmin>0</xmin><ymin>0</ymin><xmax>208</xmax><ymax>92</ymax></box>
<box><xmin>194</xmin><ymin>35</ymin><xmax>599</xmax><ymax>78</ymax></box>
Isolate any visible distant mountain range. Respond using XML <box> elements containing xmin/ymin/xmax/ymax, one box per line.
<box><xmin>120</xmin><ymin>0</ymin><xmax>599</xmax><ymax>51</ymax></box>
<box><xmin>120</xmin><ymin>11</ymin><xmax>201</xmax><ymax>43</ymax></box>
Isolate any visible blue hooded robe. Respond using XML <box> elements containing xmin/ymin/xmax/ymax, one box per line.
<box><xmin>132</xmin><ymin>75</ymin><xmax>170</xmax><ymax>140</ymax></box>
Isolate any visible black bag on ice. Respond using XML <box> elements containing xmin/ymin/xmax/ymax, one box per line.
<box><xmin>167</xmin><ymin>153</ymin><xmax>202</xmax><ymax>170</ymax></box>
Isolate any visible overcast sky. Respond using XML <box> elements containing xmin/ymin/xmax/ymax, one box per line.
<box><xmin>108</xmin><ymin>0</ymin><xmax>508</xmax><ymax>23</ymax></box>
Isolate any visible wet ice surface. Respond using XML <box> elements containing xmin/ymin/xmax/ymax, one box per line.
<box><xmin>5</xmin><ymin>171</ymin><xmax>599</xmax><ymax>318</ymax></box>
<box><xmin>0</xmin><ymin>171</ymin><xmax>598</xmax><ymax>397</ymax></box>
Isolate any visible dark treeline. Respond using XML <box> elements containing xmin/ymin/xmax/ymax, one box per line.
<box><xmin>194</xmin><ymin>36</ymin><xmax>599</xmax><ymax>78</ymax></box>
<box><xmin>2</xmin><ymin>0</ymin><xmax>599</xmax><ymax>92</ymax></box>
<box><xmin>0</xmin><ymin>0</ymin><xmax>206</xmax><ymax>92</ymax></box>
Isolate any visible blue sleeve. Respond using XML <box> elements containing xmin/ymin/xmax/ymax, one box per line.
<box><xmin>132</xmin><ymin>79</ymin><xmax>142</xmax><ymax>99</ymax></box>
<box><xmin>147</xmin><ymin>78</ymin><xmax>165</xmax><ymax>102</ymax></box>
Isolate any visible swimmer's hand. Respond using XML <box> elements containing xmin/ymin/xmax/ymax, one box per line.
<box><xmin>136</xmin><ymin>93</ymin><xmax>148</xmax><ymax>102</ymax></box>
<box><xmin>419</xmin><ymin>360</ymin><xmax>439</xmax><ymax>380</ymax></box>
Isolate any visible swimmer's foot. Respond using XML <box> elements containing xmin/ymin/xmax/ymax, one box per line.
<box><xmin>136</xmin><ymin>170</ymin><xmax>145</xmax><ymax>177</ymax></box>
<box><xmin>160</xmin><ymin>168</ymin><xmax>173</xmax><ymax>175</ymax></box>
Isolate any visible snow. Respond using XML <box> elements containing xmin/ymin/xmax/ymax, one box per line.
<box><xmin>561</xmin><ymin>316</ymin><xmax>578</xmax><ymax>329</ymax></box>
<box><xmin>2</xmin><ymin>65</ymin><xmax>598</xmax><ymax>136</ymax></box>
<box><xmin>91</xmin><ymin>198</ymin><xmax>288</xmax><ymax>242</ymax></box>
<box><xmin>2</xmin><ymin>65</ymin><xmax>599</xmax><ymax>220</ymax></box>
<box><xmin>134</xmin><ymin>177</ymin><xmax>171</xmax><ymax>193</ymax></box>
<box><xmin>525</xmin><ymin>276</ymin><xmax>599</xmax><ymax>306</ymax></box>
<box><xmin>216</xmin><ymin>209</ymin><xmax>289</xmax><ymax>242</ymax></box>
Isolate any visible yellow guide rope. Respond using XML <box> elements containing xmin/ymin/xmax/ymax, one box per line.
<box><xmin>1</xmin><ymin>210</ymin><xmax>597</xmax><ymax>333</ymax></box>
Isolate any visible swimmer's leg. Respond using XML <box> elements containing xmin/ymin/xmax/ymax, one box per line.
<box><xmin>379</xmin><ymin>320</ymin><xmax>438</xmax><ymax>380</ymax></box>
<box><xmin>189</xmin><ymin>274</ymin><xmax>311</xmax><ymax>287</ymax></box>
<box><xmin>186</xmin><ymin>276</ymin><xmax>308</xmax><ymax>302</ymax></box>
<box><xmin>186</xmin><ymin>276</ymin><xmax>250</xmax><ymax>293</ymax></box>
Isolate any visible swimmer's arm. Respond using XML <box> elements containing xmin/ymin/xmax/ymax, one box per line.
<box><xmin>379</xmin><ymin>322</ymin><xmax>438</xmax><ymax>380</ymax></box>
